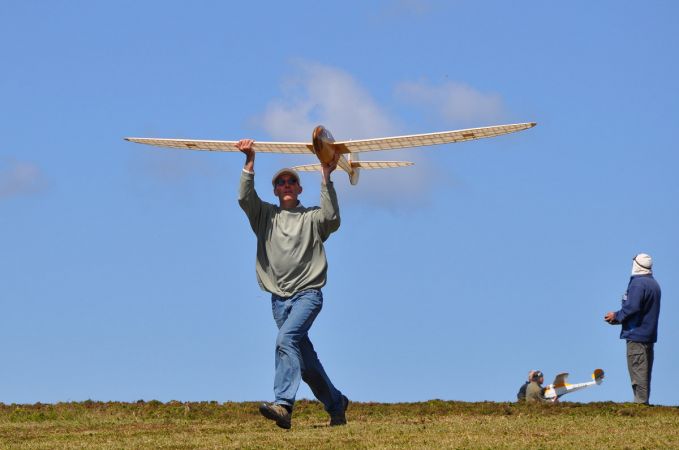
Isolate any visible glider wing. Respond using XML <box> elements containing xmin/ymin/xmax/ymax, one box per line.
<box><xmin>333</xmin><ymin>122</ymin><xmax>536</xmax><ymax>154</ymax></box>
<box><xmin>124</xmin><ymin>137</ymin><xmax>313</xmax><ymax>154</ymax></box>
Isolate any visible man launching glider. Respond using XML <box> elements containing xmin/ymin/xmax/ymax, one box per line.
<box><xmin>236</xmin><ymin>139</ymin><xmax>348</xmax><ymax>429</ymax></box>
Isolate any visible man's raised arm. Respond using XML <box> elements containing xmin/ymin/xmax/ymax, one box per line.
<box><xmin>317</xmin><ymin>152</ymin><xmax>340</xmax><ymax>239</ymax></box>
<box><xmin>236</xmin><ymin>139</ymin><xmax>255</xmax><ymax>174</ymax></box>
<box><xmin>236</xmin><ymin>139</ymin><xmax>262</xmax><ymax>225</ymax></box>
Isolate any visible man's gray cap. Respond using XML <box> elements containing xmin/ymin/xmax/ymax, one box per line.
<box><xmin>271</xmin><ymin>168</ymin><xmax>301</xmax><ymax>186</ymax></box>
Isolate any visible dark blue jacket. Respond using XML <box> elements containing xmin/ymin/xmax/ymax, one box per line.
<box><xmin>615</xmin><ymin>274</ymin><xmax>661</xmax><ymax>343</ymax></box>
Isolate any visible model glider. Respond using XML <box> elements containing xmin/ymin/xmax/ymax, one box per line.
<box><xmin>543</xmin><ymin>369</ymin><xmax>605</xmax><ymax>400</ymax></box>
<box><xmin>125</xmin><ymin>122</ymin><xmax>536</xmax><ymax>185</ymax></box>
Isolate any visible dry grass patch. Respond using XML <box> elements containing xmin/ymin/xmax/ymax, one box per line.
<box><xmin>1</xmin><ymin>400</ymin><xmax>678</xmax><ymax>449</ymax></box>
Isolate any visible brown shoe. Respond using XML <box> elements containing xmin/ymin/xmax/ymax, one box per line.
<box><xmin>259</xmin><ymin>403</ymin><xmax>291</xmax><ymax>429</ymax></box>
<box><xmin>329</xmin><ymin>395</ymin><xmax>349</xmax><ymax>426</ymax></box>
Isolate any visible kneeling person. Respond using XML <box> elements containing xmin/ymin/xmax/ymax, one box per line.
<box><xmin>525</xmin><ymin>370</ymin><xmax>558</xmax><ymax>403</ymax></box>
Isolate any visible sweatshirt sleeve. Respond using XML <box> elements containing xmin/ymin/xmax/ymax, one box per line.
<box><xmin>615</xmin><ymin>281</ymin><xmax>644</xmax><ymax>323</ymax></box>
<box><xmin>238</xmin><ymin>170</ymin><xmax>265</xmax><ymax>233</ymax></box>
<box><xmin>316</xmin><ymin>180</ymin><xmax>341</xmax><ymax>241</ymax></box>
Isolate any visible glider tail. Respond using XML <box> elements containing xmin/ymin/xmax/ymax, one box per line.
<box><xmin>291</xmin><ymin>156</ymin><xmax>414</xmax><ymax>185</ymax></box>
<box><xmin>348</xmin><ymin>153</ymin><xmax>360</xmax><ymax>185</ymax></box>
<box><xmin>593</xmin><ymin>368</ymin><xmax>605</xmax><ymax>385</ymax></box>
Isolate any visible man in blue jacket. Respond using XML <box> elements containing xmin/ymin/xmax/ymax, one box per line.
<box><xmin>605</xmin><ymin>253</ymin><xmax>661</xmax><ymax>405</ymax></box>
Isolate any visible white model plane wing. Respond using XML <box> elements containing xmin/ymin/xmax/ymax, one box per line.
<box><xmin>332</xmin><ymin>122</ymin><xmax>536</xmax><ymax>153</ymax></box>
<box><xmin>124</xmin><ymin>138</ymin><xmax>312</xmax><ymax>154</ymax></box>
<box><xmin>125</xmin><ymin>122</ymin><xmax>535</xmax><ymax>155</ymax></box>
<box><xmin>125</xmin><ymin>121</ymin><xmax>536</xmax><ymax>185</ymax></box>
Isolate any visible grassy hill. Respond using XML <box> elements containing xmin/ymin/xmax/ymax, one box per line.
<box><xmin>2</xmin><ymin>400</ymin><xmax>678</xmax><ymax>449</ymax></box>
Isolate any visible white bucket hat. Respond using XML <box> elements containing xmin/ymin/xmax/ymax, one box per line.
<box><xmin>632</xmin><ymin>253</ymin><xmax>653</xmax><ymax>275</ymax></box>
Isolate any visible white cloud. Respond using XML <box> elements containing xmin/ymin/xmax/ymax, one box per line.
<box><xmin>257</xmin><ymin>100</ymin><xmax>315</xmax><ymax>142</ymax></box>
<box><xmin>252</xmin><ymin>64</ymin><xmax>501</xmax><ymax>209</ymax></box>
<box><xmin>395</xmin><ymin>80</ymin><xmax>505</xmax><ymax>125</ymax></box>
<box><xmin>257</xmin><ymin>61</ymin><xmax>397</xmax><ymax>141</ymax></box>
<box><xmin>254</xmin><ymin>62</ymin><xmax>434</xmax><ymax>209</ymax></box>
<box><xmin>0</xmin><ymin>158</ymin><xmax>47</xmax><ymax>199</ymax></box>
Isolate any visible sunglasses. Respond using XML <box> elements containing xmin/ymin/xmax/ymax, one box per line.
<box><xmin>275</xmin><ymin>178</ymin><xmax>298</xmax><ymax>186</ymax></box>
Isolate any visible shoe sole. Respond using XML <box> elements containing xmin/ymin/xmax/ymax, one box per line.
<box><xmin>259</xmin><ymin>404</ymin><xmax>291</xmax><ymax>429</ymax></box>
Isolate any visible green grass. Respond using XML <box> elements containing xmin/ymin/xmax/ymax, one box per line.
<box><xmin>2</xmin><ymin>400</ymin><xmax>678</xmax><ymax>449</ymax></box>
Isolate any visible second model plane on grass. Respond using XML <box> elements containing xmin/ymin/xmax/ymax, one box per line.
<box><xmin>125</xmin><ymin>122</ymin><xmax>536</xmax><ymax>185</ymax></box>
<box><xmin>543</xmin><ymin>369</ymin><xmax>605</xmax><ymax>400</ymax></box>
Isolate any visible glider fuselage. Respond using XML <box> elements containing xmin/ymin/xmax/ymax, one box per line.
<box><xmin>312</xmin><ymin>125</ymin><xmax>358</xmax><ymax>184</ymax></box>
<box><xmin>543</xmin><ymin>369</ymin><xmax>605</xmax><ymax>400</ymax></box>
<box><xmin>312</xmin><ymin>125</ymin><xmax>336</xmax><ymax>164</ymax></box>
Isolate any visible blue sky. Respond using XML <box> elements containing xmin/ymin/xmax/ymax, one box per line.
<box><xmin>1</xmin><ymin>1</ymin><xmax>677</xmax><ymax>406</ymax></box>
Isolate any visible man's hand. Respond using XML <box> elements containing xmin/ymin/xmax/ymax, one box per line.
<box><xmin>604</xmin><ymin>311</ymin><xmax>618</xmax><ymax>324</ymax></box>
<box><xmin>321</xmin><ymin>151</ymin><xmax>339</xmax><ymax>184</ymax></box>
<box><xmin>235</xmin><ymin>139</ymin><xmax>255</xmax><ymax>172</ymax></box>
<box><xmin>235</xmin><ymin>139</ymin><xmax>255</xmax><ymax>154</ymax></box>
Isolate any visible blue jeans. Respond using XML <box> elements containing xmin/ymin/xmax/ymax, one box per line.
<box><xmin>271</xmin><ymin>289</ymin><xmax>343</xmax><ymax>412</ymax></box>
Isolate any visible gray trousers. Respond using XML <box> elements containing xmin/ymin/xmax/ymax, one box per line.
<box><xmin>626</xmin><ymin>341</ymin><xmax>654</xmax><ymax>404</ymax></box>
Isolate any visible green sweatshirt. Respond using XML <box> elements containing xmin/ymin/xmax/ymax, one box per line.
<box><xmin>525</xmin><ymin>381</ymin><xmax>550</xmax><ymax>403</ymax></box>
<box><xmin>238</xmin><ymin>171</ymin><xmax>341</xmax><ymax>297</ymax></box>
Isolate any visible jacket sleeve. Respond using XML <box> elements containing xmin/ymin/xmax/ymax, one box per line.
<box><xmin>238</xmin><ymin>170</ymin><xmax>265</xmax><ymax>233</ymax></box>
<box><xmin>615</xmin><ymin>281</ymin><xmax>644</xmax><ymax>323</ymax></box>
<box><xmin>315</xmin><ymin>181</ymin><xmax>341</xmax><ymax>241</ymax></box>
